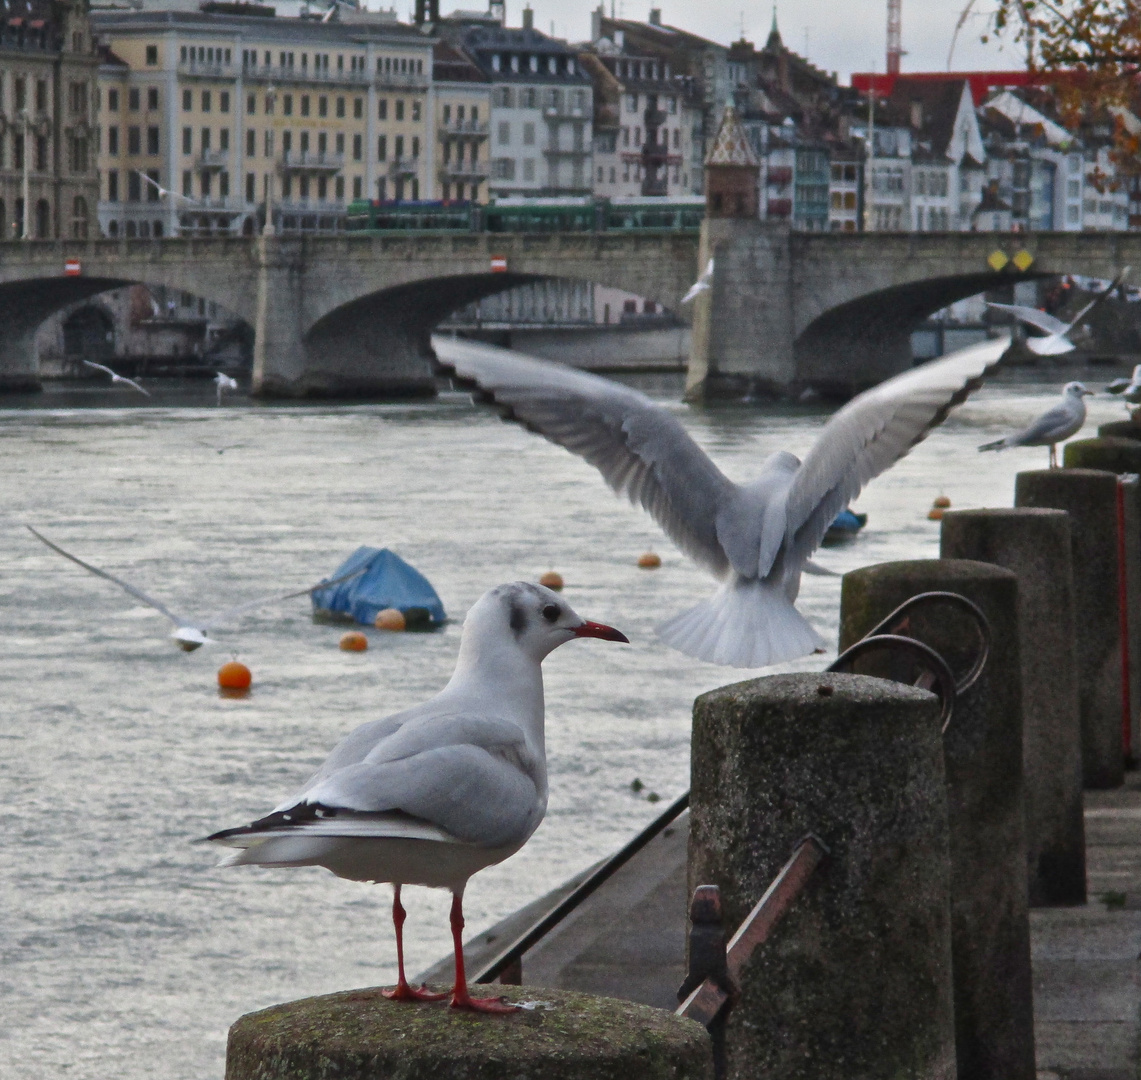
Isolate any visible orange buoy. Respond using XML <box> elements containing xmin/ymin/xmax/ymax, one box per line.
<box><xmin>339</xmin><ymin>630</ymin><xmax>369</xmax><ymax>651</ymax></box>
<box><xmin>638</xmin><ymin>552</ymin><xmax>662</xmax><ymax>569</ymax></box>
<box><xmin>933</xmin><ymin>495</ymin><xmax>952</xmax><ymax>509</ymax></box>
<box><xmin>927</xmin><ymin>507</ymin><xmax>945</xmax><ymax>521</ymax></box>
<box><xmin>539</xmin><ymin>570</ymin><xmax>564</xmax><ymax>591</ymax></box>
<box><xmin>217</xmin><ymin>660</ymin><xmax>252</xmax><ymax>691</ymax></box>
<box><xmin>375</xmin><ymin>608</ymin><xmax>406</xmax><ymax>631</ymax></box>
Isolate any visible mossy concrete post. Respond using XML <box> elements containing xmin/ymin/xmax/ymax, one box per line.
<box><xmin>940</xmin><ymin>509</ymin><xmax>1086</xmax><ymax>906</ymax></box>
<box><xmin>225</xmin><ymin>986</ymin><xmax>713</xmax><ymax>1080</ymax></box>
<box><xmin>1016</xmin><ymin>469</ymin><xmax>1126</xmax><ymax>788</ymax></box>
<box><xmin>689</xmin><ymin>672</ymin><xmax>956</xmax><ymax>1080</ymax></box>
<box><xmin>1098</xmin><ymin>420</ymin><xmax>1141</xmax><ymax>441</ymax></box>
<box><xmin>839</xmin><ymin>560</ymin><xmax>1035</xmax><ymax>1080</ymax></box>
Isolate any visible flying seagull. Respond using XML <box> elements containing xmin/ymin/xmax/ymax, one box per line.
<box><xmin>1106</xmin><ymin>364</ymin><xmax>1141</xmax><ymax>410</ymax></box>
<box><xmin>978</xmin><ymin>381</ymin><xmax>1093</xmax><ymax>467</ymax></box>
<box><xmin>434</xmin><ymin>334</ymin><xmax>1011</xmax><ymax>669</ymax></box>
<box><xmin>987</xmin><ymin>267</ymin><xmax>1130</xmax><ymax>355</ymax></box>
<box><xmin>81</xmin><ymin>360</ymin><xmax>150</xmax><ymax>397</ymax></box>
<box><xmin>214</xmin><ymin>372</ymin><xmax>239</xmax><ymax>406</ymax></box>
<box><xmin>205</xmin><ymin>581</ymin><xmax>629</xmax><ymax>1011</ymax></box>
<box><xmin>681</xmin><ymin>258</ymin><xmax>714</xmax><ymax>304</ymax></box>
<box><xmin>136</xmin><ymin>169</ymin><xmax>202</xmax><ymax>206</ymax></box>
<box><xmin>26</xmin><ymin>525</ymin><xmax>360</xmax><ymax>651</ymax></box>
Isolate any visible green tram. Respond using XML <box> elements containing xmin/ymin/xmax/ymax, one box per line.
<box><xmin>343</xmin><ymin>195</ymin><xmax>705</xmax><ymax>234</ymax></box>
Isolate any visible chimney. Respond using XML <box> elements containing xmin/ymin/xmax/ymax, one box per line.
<box><xmin>522</xmin><ymin>4</ymin><xmax>533</xmax><ymax>30</ymax></box>
<box><xmin>591</xmin><ymin>4</ymin><xmax>602</xmax><ymax>41</ymax></box>
<box><xmin>649</xmin><ymin>7</ymin><xmax>661</xmax><ymax>24</ymax></box>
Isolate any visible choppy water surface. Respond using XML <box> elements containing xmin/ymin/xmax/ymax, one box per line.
<box><xmin>0</xmin><ymin>362</ymin><xmax>1128</xmax><ymax>1078</ymax></box>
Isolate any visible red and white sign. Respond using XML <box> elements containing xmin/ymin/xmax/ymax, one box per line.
<box><xmin>64</xmin><ymin>258</ymin><xmax>81</xmax><ymax>277</ymax></box>
<box><xmin>490</xmin><ymin>255</ymin><xmax>507</xmax><ymax>273</ymax></box>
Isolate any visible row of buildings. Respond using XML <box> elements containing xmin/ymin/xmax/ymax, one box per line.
<box><xmin>4</xmin><ymin>0</ymin><xmax>1141</xmax><ymax>241</ymax></box>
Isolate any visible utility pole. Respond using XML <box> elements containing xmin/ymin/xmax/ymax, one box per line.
<box><xmin>262</xmin><ymin>85</ymin><xmax>276</xmax><ymax>236</ymax></box>
<box><xmin>21</xmin><ymin>110</ymin><xmax>30</xmax><ymax>239</ymax></box>
<box><xmin>864</xmin><ymin>89</ymin><xmax>876</xmax><ymax>232</ymax></box>
<box><xmin>886</xmin><ymin>0</ymin><xmax>902</xmax><ymax>75</ymax></box>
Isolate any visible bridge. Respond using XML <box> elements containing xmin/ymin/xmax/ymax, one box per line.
<box><xmin>0</xmin><ymin>225</ymin><xmax>1138</xmax><ymax>397</ymax></box>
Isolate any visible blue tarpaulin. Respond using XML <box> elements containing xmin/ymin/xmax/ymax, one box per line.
<box><xmin>312</xmin><ymin>547</ymin><xmax>446</xmax><ymax>627</ymax></box>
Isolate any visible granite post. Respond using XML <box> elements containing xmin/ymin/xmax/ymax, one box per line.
<box><xmin>839</xmin><ymin>559</ymin><xmax>1035</xmax><ymax>1080</ymax></box>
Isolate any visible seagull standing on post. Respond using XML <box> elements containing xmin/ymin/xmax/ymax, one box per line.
<box><xmin>978</xmin><ymin>381</ymin><xmax>1093</xmax><ymax>467</ymax></box>
<box><xmin>205</xmin><ymin>582</ymin><xmax>629</xmax><ymax>1012</ymax></box>
<box><xmin>435</xmin><ymin>334</ymin><xmax>1011</xmax><ymax>669</ymax></box>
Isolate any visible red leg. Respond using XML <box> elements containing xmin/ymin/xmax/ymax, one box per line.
<box><xmin>448</xmin><ymin>892</ymin><xmax>518</xmax><ymax>1013</ymax></box>
<box><xmin>382</xmin><ymin>885</ymin><xmax>446</xmax><ymax>1003</ymax></box>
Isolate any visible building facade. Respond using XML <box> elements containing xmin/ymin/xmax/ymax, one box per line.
<box><xmin>0</xmin><ymin>0</ymin><xmax>99</xmax><ymax>239</ymax></box>
<box><xmin>431</xmin><ymin>39</ymin><xmax>489</xmax><ymax>202</ymax></box>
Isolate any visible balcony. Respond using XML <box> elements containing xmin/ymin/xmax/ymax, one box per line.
<box><xmin>241</xmin><ymin>64</ymin><xmax>369</xmax><ymax>88</ymax></box>
<box><xmin>373</xmin><ymin>70</ymin><xmax>430</xmax><ymax>91</ymax></box>
<box><xmin>543</xmin><ymin>144</ymin><xmax>590</xmax><ymax>158</ymax></box>
<box><xmin>767</xmin><ymin>167</ymin><xmax>793</xmax><ymax>186</ymax></box>
<box><xmin>387</xmin><ymin>156</ymin><xmax>419</xmax><ymax>177</ymax></box>
<box><xmin>196</xmin><ymin>149</ymin><xmax>229</xmax><ymax>171</ymax></box>
<box><xmin>438</xmin><ymin>119</ymin><xmax>490</xmax><ymax>138</ymax></box>
<box><xmin>280</xmin><ymin>150</ymin><xmax>343</xmax><ymax>173</ymax></box>
<box><xmin>542</xmin><ymin>105</ymin><xmax>588</xmax><ymax>120</ymax></box>
<box><xmin>178</xmin><ymin>61</ymin><xmax>235</xmax><ymax>80</ymax></box>
<box><xmin>276</xmin><ymin>199</ymin><xmax>346</xmax><ymax>215</ymax></box>
<box><xmin>439</xmin><ymin>160</ymin><xmax>490</xmax><ymax>181</ymax></box>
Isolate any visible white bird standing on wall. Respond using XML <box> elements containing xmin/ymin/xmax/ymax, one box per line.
<box><xmin>26</xmin><ymin>525</ymin><xmax>359</xmax><ymax>651</ymax></box>
<box><xmin>681</xmin><ymin>258</ymin><xmax>714</xmax><ymax>305</ymax></box>
<box><xmin>978</xmin><ymin>381</ymin><xmax>1093</xmax><ymax>467</ymax></box>
<box><xmin>434</xmin><ymin>334</ymin><xmax>1011</xmax><ymax>669</ymax></box>
<box><xmin>214</xmin><ymin>372</ymin><xmax>238</xmax><ymax>405</ymax></box>
<box><xmin>81</xmin><ymin>360</ymin><xmax>150</xmax><ymax>397</ymax></box>
<box><xmin>205</xmin><ymin>582</ymin><xmax>629</xmax><ymax>1012</ymax></box>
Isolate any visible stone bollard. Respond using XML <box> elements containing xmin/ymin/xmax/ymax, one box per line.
<box><xmin>1064</xmin><ymin>435</ymin><xmax>1141</xmax><ymax>473</ymax></box>
<box><xmin>689</xmin><ymin>672</ymin><xmax>956</xmax><ymax>1080</ymax></box>
<box><xmin>1098</xmin><ymin>420</ymin><xmax>1141</xmax><ymax>441</ymax></box>
<box><xmin>225</xmin><ymin>986</ymin><xmax>712</xmax><ymax>1080</ymax></box>
<box><xmin>839</xmin><ymin>560</ymin><xmax>1035</xmax><ymax>1080</ymax></box>
<box><xmin>940</xmin><ymin>510</ymin><xmax>1086</xmax><ymax>906</ymax></box>
<box><xmin>1016</xmin><ymin>469</ymin><xmax>1127</xmax><ymax>788</ymax></box>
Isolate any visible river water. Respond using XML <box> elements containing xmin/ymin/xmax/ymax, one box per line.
<box><xmin>0</xmin><ymin>359</ymin><xmax>1129</xmax><ymax>1078</ymax></box>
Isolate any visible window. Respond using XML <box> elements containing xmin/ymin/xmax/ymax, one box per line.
<box><xmin>395</xmin><ymin>134</ymin><xmax>404</xmax><ymax>159</ymax></box>
<box><xmin>182</xmin><ymin>127</ymin><xmax>191</xmax><ymax>154</ymax></box>
<box><xmin>264</xmin><ymin>92</ymin><xmax>274</xmax><ymax>115</ymax></box>
<box><xmin>182</xmin><ymin>88</ymin><xmax>191</xmax><ymax>111</ymax></box>
<box><xmin>354</xmin><ymin>97</ymin><xmax>363</xmax><ymax>119</ymax></box>
<box><xmin>219</xmin><ymin>172</ymin><xmax>229</xmax><ymax>198</ymax></box>
<box><xmin>246</xmin><ymin>172</ymin><xmax>255</xmax><ymax>202</ymax></box>
<box><xmin>182</xmin><ymin>170</ymin><xmax>192</xmax><ymax>196</ymax></box>
<box><xmin>395</xmin><ymin>100</ymin><xmax>405</xmax><ymax>121</ymax></box>
<box><xmin>495</xmin><ymin>87</ymin><xmax>512</xmax><ymax>108</ymax></box>
<box><xmin>36</xmin><ymin>80</ymin><xmax>47</xmax><ymax>111</ymax></box>
<box><xmin>247</xmin><ymin>93</ymin><xmax>256</xmax><ymax>115</ymax></box>
<box><xmin>127</xmin><ymin>170</ymin><xmax>141</xmax><ymax>201</ymax></box>
<box><xmin>201</xmin><ymin>171</ymin><xmax>212</xmax><ymax>197</ymax></box>
<box><xmin>317</xmin><ymin>175</ymin><xmax>327</xmax><ymax>200</ymax></box>
<box><xmin>109</xmin><ymin>127</ymin><xmax>120</xmax><ymax>155</ymax></box>
<box><xmin>299</xmin><ymin>131</ymin><xmax>308</xmax><ymax>153</ymax></box>
<box><xmin>493</xmin><ymin>157</ymin><xmax>515</xmax><ymax>180</ymax></box>
<box><xmin>335</xmin><ymin>176</ymin><xmax>344</xmax><ymax>200</ymax></box>
<box><xmin>108</xmin><ymin>88</ymin><xmax>119</xmax><ymax>112</ymax></box>
<box><xmin>353</xmin><ymin>176</ymin><xmax>362</xmax><ymax>198</ymax></box>
<box><xmin>301</xmin><ymin>95</ymin><xmax>310</xmax><ymax>117</ymax></box>
<box><xmin>352</xmin><ymin>133</ymin><xmax>362</xmax><ymax>161</ymax></box>
<box><xmin>335</xmin><ymin>132</ymin><xmax>344</xmax><ymax>154</ymax></box>
<box><xmin>201</xmin><ymin>127</ymin><xmax>211</xmax><ymax>151</ymax></box>
<box><xmin>128</xmin><ymin>126</ymin><xmax>141</xmax><ymax>154</ymax></box>
<box><xmin>498</xmin><ymin>121</ymin><xmax>510</xmax><ymax>145</ymax></box>
<box><xmin>377</xmin><ymin>135</ymin><xmax>387</xmax><ymax>161</ymax></box>
<box><xmin>220</xmin><ymin>91</ymin><xmax>230</xmax><ymax>113</ymax></box>
<box><xmin>318</xmin><ymin>132</ymin><xmax>326</xmax><ymax>154</ymax></box>
<box><xmin>523</xmin><ymin>158</ymin><xmax>534</xmax><ymax>182</ymax></box>
<box><xmin>264</xmin><ymin>130</ymin><xmax>274</xmax><ymax>156</ymax></box>
<box><xmin>108</xmin><ymin>170</ymin><xmax>119</xmax><ymax>201</ymax></box>
<box><xmin>282</xmin><ymin>131</ymin><xmax>292</xmax><ymax>153</ymax></box>
<box><xmin>522</xmin><ymin>122</ymin><xmax>535</xmax><ymax>146</ymax></box>
<box><xmin>626</xmin><ymin>93</ymin><xmax>638</xmax><ymax>113</ymax></box>
<box><xmin>128</xmin><ymin>87</ymin><xmax>140</xmax><ymax>111</ymax></box>
<box><xmin>336</xmin><ymin>97</ymin><xmax>345</xmax><ymax>118</ymax></box>
<box><xmin>146</xmin><ymin>44</ymin><xmax>158</xmax><ymax>65</ymax></box>
<box><xmin>202</xmin><ymin>90</ymin><xmax>211</xmax><ymax>112</ymax></box>
<box><xmin>220</xmin><ymin>129</ymin><xmax>229</xmax><ymax>152</ymax></box>
<box><xmin>246</xmin><ymin>129</ymin><xmax>255</xmax><ymax>156</ymax></box>
<box><xmin>318</xmin><ymin>96</ymin><xmax>327</xmax><ymax>118</ymax></box>
<box><xmin>412</xmin><ymin>136</ymin><xmax>419</xmax><ymax>158</ymax></box>
<box><xmin>412</xmin><ymin>100</ymin><xmax>421</xmax><ymax>121</ymax></box>
<box><xmin>147</xmin><ymin>126</ymin><xmax>159</xmax><ymax>154</ymax></box>
<box><xmin>146</xmin><ymin>169</ymin><xmax>160</xmax><ymax>201</ymax></box>
<box><xmin>283</xmin><ymin>94</ymin><xmax>293</xmax><ymax>116</ymax></box>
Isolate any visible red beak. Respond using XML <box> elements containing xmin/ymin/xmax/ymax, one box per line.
<box><xmin>573</xmin><ymin>620</ymin><xmax>630</xmax><ymax>643</ymax></box>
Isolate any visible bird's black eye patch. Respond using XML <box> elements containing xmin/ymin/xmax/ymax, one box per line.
<box><xmin>509</xmin><ymin>600</ymin><xmax>528</xmax><ymax>636</ymax></box>
<box><xmin>542</xmin><ymin>604</ymin><xmax>560</xmax><ymax>623</ymax></box>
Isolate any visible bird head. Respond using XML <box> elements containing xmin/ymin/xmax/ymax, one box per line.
<box><xmin>1064</xmin><ymin>381</ymin><xmax>1094</xmax><ymax>397</ymax></box>
<box><xmin>465</xmin><ymin>582</ymin><xmax>628</xmax><ymax>663</ymax></box>
<box><xmin>173</xmin><ymin>626</ymin><xmax>213</xmax><ymax>651</ymax></box>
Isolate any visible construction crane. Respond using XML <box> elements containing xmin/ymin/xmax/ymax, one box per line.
<box><xmin>886</xmin><ymin>0</ymin><xmax>903</xmax><ymax>74</ymax></box>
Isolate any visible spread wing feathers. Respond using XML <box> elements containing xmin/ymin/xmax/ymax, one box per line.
<box><xmin>198</xmin><ymin>564</ymin><xmax>367</xmax><ymax>630</ymax></box>
<box><xmin>435</xmin><ymin>337</ymin><xmax>737</xmax><ymax>576</ymax></box>
<box><xmin>986</xmin><ymin>302</ymin><xmax>1069</xmax><ymax>337</ymax></box>
<box><xmin>1068</xmin><ymin>266</ymin><xmax>1130</xmax><ymax>328</ymax></box>
<box><xmin>784</xmin><ymin>335</ymin><xmax>1011</xmax><ymax>564</ymax></box>
<box><xmin>26</xmin><ymin>525</ymin><xmax>185</xmax><ymax>626</ymax></box>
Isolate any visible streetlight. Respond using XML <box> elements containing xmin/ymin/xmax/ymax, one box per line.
<box><xmin>21</xmin><ymin>109</ymin><xmax>30</xmax><ymax>240</ymax></box>
<box><xmin>263</xmin><ymin>84</ymin><xmax>276</xmax><ymax>236</ymax></box>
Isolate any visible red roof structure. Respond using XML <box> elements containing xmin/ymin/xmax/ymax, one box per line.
<box><xmin>852</xmin><ymin>70</ymin><xmax>1063</xmax><ymax>106</ymax></box>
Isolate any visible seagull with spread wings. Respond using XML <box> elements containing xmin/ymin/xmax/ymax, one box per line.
<box><xmin>81</xmin><ymin>360</ymin><xmax>150</xmax><ymax>397</ymax></box>
<box><xmin>681</xmin><ymin>258</ymin><xmax>714</xmax><ymax>304</ymax></box>
<box><xmin>988</xmin><ymin>268</ymin><xmax>1129</xmax><ymax>356</ymax></box>
<box><xmin>27</xmin><ymin>525</ymin><xmax>359</xmax><ymax>651</ymax></box>
<box><xmin>434</xmin><ymin>334</ymin><xmax>1011</xmax><ymax>669</ymax></box>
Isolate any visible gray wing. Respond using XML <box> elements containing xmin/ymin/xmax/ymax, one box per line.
<box><xmin>986</xmin><ymin>302</ymin><xmax>1069</xmax><ymax>336</ymax></box>
<box><xmin>26</xmin><ymin>525</ymin><xmax>185</xmax><ymax>626</ymax></box>
<box><xmin>283</xmin><ymin>712</ymin><xmax>539</xmax><ymax>847</ymax></box>
<box><xmin>784</xmin><ymin>335</ymin><xmax>1011</xmax><ymax>564</ymax></box>
<box><xmin>82</xmin><ymin>360</ymin><xmax>116</xmax><ymax>377</ymax></box>
<box><xmin>120</xmin><ymin>376</ymin><xmax>151</xmax><ymax>397</ymax></box>
<box><xmin>1067</xmin><ymin>266</ymin><xmax>1130</xmax><ymax>329</ymax></box>
<box><xmin>1107</xmin><ymin>378</ymin><xmax>1132</xmax><ymax>394</ymax></box>
<box><xmin>434</xmin><ymin>336</ymin><xmax>737</xmax><ymax>576</ymax></box>
<box><xmin>1006</xmin><ymin>398</ymin><xmax>1083</xmax><ymax>446</ymax></box>
<box><xmin>199</xmin><ymin>564</ymin><xmax>366</xmax><ymax>630</ymax></box>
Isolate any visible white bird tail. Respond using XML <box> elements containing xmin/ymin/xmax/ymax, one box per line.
<box><xmin>656</xmin><ymin>577</ymin><xmax>826</xmax><ymax>668</ymax></box>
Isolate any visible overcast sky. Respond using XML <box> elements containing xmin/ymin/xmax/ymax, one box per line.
<box><xmin>415</xmin><ymin>1</ymin><xmax>1024</xmax><ymax>83</ymax></box>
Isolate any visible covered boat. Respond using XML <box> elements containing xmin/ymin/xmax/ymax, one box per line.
<box><xmin>312</xmin><ymin>547</ymin><xmax>446</xmax><ymax>628</ymax></box>
<box><xmin>822</xmin><ymin>509</ymin><xmax>868</xmax><ymax>546</ymax></box>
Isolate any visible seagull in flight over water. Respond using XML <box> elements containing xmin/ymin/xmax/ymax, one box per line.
<box><xmin>681</xmin><ymin>258</ymin><xmax>714</xmax><ymax>304</ymax></box>
<box><xmin>434</xmin><ymin>334</ymin><xmax>1011</xmax><ymax>669</ymax></box>
<box><xmin>27</xmin><ymin>525</ymin><xmax>361</xmax><ymax>651</ymax></box>
<box><xmin>206</xmin><ymin>581</ymin><xmax>629</xmax><ymax>1011</ymax></box>
<box><xmin>978</xmin><ymin>381</ymin><xmax>1093</xmax><ymax>467</ymax></box>
<box><xmin>987</xmin><ymin>268</ymin><xmax>1130</xmax><ymax>355</ymax></box>
<box><xmin>82</xmin><ymin>361</ymin><xmax>150</xmax><ymax>397</ymax></box>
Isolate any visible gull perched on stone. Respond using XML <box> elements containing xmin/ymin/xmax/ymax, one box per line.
<box><xmin>681</xmin><ymin>258</ymin><xmax>714</xmax><ymax>304</ymax></box>
<box><xmin>81</xmin><ymin>360</ymin><xmax>150</xmax><ymax>397</ymax></box>
<box><xmin>26</xmin><ymin>525</ymin><xmax>358</xmax><ymax>651</ymax></box>
<box><xmin>205</xmin><ymin>582</ymin><xmax>628</xmax><ymax>1012</ymax></box>
<box><xmin>435</xmin><ymin>334</ymin><xmax>1010</xmax><ymax>669</ymax></box>
<box><xmin>978</xmin><ymin>381</ymin><xmax>1093</xmax><ymax>467</ymax></box>
<box><xmin>987</xmin><ymin>267</ymin><xmax>1129</xmax><ymax>356</ymax></box>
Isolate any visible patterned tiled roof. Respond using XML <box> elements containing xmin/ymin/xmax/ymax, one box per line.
<box><xmin>705</xmin><ymin>104</ymin><xmax>759</xmax><ymax>166</ymax></box>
